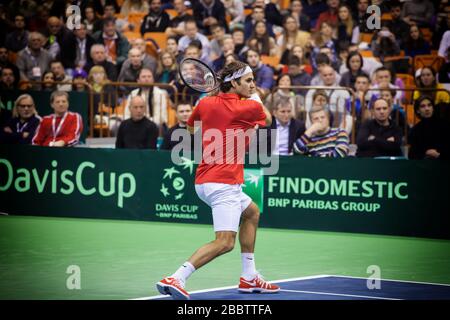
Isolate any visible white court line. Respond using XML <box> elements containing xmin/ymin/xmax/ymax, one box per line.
<box><xmin>327</xmin><ymin>275</ymin><xmax>450</xmax><ymax>287</ymax></box>
<box><xmin>130</xmin><ymin>274</ymin><xmax>329</xmax><ymax>300</ymax></box>
<box><xmin>280</xmin><ymin>289</ymin><xmax>401</xmax><ymax>300</ymax></box>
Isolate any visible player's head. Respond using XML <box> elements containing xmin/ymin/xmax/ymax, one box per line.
<box><xmin>219</xmin><ymin>61</ymin><xmax>255</xmax><ymax>98</ymax></box>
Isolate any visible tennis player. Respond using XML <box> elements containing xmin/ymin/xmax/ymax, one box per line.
<box><xmin>156</xmin><ymin>61</ymin><xmax>279</xmax><ymax>299</ymax></box>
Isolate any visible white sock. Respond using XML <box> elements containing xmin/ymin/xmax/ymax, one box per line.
<box><xmin>171</xmin><ymin>261</ymin><xmax>196</xmax><ymax>284</ymax></box>
<box><xmin>241</xmin><ymin>253</ymin><xmax>256</xmax><ymax>280</ymax></box>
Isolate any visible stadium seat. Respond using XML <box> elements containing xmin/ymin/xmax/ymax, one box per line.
<box><xmin>144</xmin><ymin>32</ymin><xmax>167</xmax><ymax>50</ymax></box>
<box><xmin>122</xmin><ymin>31</ymin><xmax>142</xmax><ymax>42</ymax></box>
<box><xmin>127</xmin><ymin>12</ymin><xmax>146</xmax><ymax>29</ymax></box>
<box><xmin>360</xmin><ymin>50</ymin><xmax>374</xmax><ymax>58</ymax></box>
<box><xmin>360</xmin><ymin>33</ymin><xmax>374</xmax><ymax>43</ymax></box>
<box><xmin>381</xmin><ymin>13</ymin><xmax>392</xmax><ymax>20</ymax></box>
<box><xmin>166</xmin><ymin>9</ymin><xmax>178</xmax><ymax>18</ymax></box>
<box><xmin>261</xmin><ymin>55</ymin><xmax>280</xmax><ymax>68</ymax></box>
<box><xmin>414</xmin><ymin>55</ymin><xmax>445</xmax><ymax>73</ymax></box>
<box><xmin>244</xmin><ymin>8</ymin><xmax>252</xmax><ymax>16</ymax></box>
<box><xmin>396</xmin><ymin>74</ymin><xmax>415</xmax><ymax>104</ymax></box>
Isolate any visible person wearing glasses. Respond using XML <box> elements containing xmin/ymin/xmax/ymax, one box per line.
<box><xmin>0</xmin><ymin>94</ymin><xmax>41</xmax><ymax>145</ymax></box>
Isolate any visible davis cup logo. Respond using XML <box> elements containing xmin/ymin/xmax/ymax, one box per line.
<box><xmin>160</xmin><ymin>157</ymin><xmax>195</xmax><ymax>201</ymax></box>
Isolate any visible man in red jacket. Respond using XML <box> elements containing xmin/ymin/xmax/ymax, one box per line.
<box><xmin>157</xmin><ymin>61</ymin><xmax>279</xmax><ymax>300</ymax></box>
<box><xmin>32</xmin><ymin>91</ymin><xmax>83</xmax><ymax>147</ymax></box>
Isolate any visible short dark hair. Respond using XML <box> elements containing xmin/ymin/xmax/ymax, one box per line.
<box><xmin>103</xmin><ymin>17</ymin><xmax>116</xmax><ymax>26</ymax></box>
<box><xmin>315</xmin><ymin>53</ymin><xmax>330</xmax><ymax>66</ymax></box>
<box><xmin>288</xmin><ymin>55</ymin><xmax>301</xmax><ymax>66</ymax></box>
<box><xmin>414</xmin><ymin>95</ymin><xmax>434</xmax><ymax>117</ymax></box>
<box><xmin>176</xmin><ymin>101</ymin><xmax>192</xmax><ymax>111</ymax></box>
<box><xmin>219</xmin><ymin>61</ymin><xmax>249</xmax><ymax>92</ymax></box>
<box><xmin>356</xmin><ymin>73</ymin><xmax>370</xmax><ymax>82</ymax></box>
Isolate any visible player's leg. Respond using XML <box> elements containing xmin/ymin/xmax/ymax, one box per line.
<box><xmin>238</xmin><ymin>199</ymin><xmax>280</xmax><ymax>293</ymax></box>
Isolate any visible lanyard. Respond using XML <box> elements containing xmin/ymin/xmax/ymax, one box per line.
<box><xmin>52</xmin><ymin>112</ymin><xmax>68</xmax><ymax>142</ymax></box>
<box><xmin>16</xmin><ymin>121</ymin><xmax>28</xmax><ymax>133</ymax></box>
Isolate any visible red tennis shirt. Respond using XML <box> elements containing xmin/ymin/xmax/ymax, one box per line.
<box><xmin>187</xmin><ymin>93</ymin><xmax>266</xmax><ymax>185</ymax></box>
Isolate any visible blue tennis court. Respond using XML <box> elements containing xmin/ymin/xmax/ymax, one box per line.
<box><xmin>138</xmin><ymin>275</ymin><xmax>450</xmax><ymax>300</ymax></box>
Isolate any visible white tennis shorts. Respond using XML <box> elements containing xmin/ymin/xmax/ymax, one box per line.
<box><xmin>195</xmin><ymin>183</ymin><xmax>253</xmax><ymax>232</ymax></box>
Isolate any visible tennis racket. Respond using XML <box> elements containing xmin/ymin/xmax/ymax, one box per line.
<box><xmin>178</xmin><ymin>58</ymin><xmax>220</xmax><ymax>93</ymax></box>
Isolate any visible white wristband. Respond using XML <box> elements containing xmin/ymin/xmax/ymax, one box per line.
<box><xmin>249</xmin><ymin>92</ymin><xmax>263</xmax><ymax>104</ymax></box>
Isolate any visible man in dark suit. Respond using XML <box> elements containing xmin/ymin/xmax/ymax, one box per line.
<box><xmin>259</xmin><ymin>100</ymin><xmax>305</xmax><ymax>156</ymax></box>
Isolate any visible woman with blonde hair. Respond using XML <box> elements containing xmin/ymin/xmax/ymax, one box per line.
<box><xmin>0</xmin><ymin>94</ymin><xmax>41</xmax><ymax>144</ymax></box>
<box><xmin>277</xmin><ymin>15</ymin><xmax>311</xmax><ymax>59</ymax></box>
<box><xmin>120</xmin><ymin>0</ymin><xmax>150</xmax><ymax>16</ymax></box>
<box><xmin>155</xmin><ymin>50</ymin><xmax>177</xmax><ymax>85</ymax></box>
<box><xmin>87</xmin><ymin>65</ymin><xmax>117</xmax><ymax>127</ymax></box>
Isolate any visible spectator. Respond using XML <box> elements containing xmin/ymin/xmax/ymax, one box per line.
<box><xmin>379</xmin><ymin>86</ymin><xmax>406</xmax><ymax>130</ymax></box>
<box><xmin>84</xmin><ymin>44</ymin><xmax>118</xmax><ymax>81</ymax></box>
<box><xmin>193</xmin><ymin>0</ymin><xmax>228</xmax><ymax>35</ymax></box>
<box><xmin>83</xmin><ymin>6</ymin><xmax>98</xmax><ymax>35</ymax></box>
<box><xmin>408</xmin><ymin>96</ymin><xmax>450</xmax><ymax>160</ymax></box>
<box><xmin>178</xmin><ymin>18</ymin><xmax>212</xmax><ymax>64</ymax></box>
<box><xmin>339</xmin><ymin>44</ymin><xmax>383</xmax><ymax>79</ymax></box>
<box><xmin>231</xmin><ymin>27</ymin><xmax>247</xmax><ymax>58</ymax></box>
<box><xmin>277</xmin><ymin>15</ymin><xmax>311</xmax><ymax>59</ymax></box>
<box><xmin>438</xmin><ymin>48</ymin><xmax>450</xmax><ymax>83</ymax></box>
<box><xmin>305</xmin><ymin>65</ymin><xmax>352</xmax><ymax>134</ymax></box>
<box><xmin>50</xmin><ymin>60</ymin><xmax>72</xmax><ymax>91</ymax></box>
<box><xmin>212</xmin><ymin>35</ymin><xmax>235</xmax><ymax>72</ymax></box>
<box><xmin>16</xmin><ymin>32</ymin><xmax>52</xmax><ymax>87</ymax></box>
<box><xmin>0</xmin><ymin>47</ymin><xmax>20</xmax><ymax>87</ymax></box>
<box><xmin>140</xmin><ymin>0</ymin><xmax>171</xmax><ymax>34</ymax></box>
<box><xmin>287</xmin><ymin>55</ymin><xmax>311</xmax><ymax>97</ymax></box>
<box><xmin>129</xmin><ymin>38</ymin><xmax>158</xmax><ymax>75</ymax></box>
<box><xmin>93</xmin><ymin>2</ymin><xmax>128</xmax><ymax>33</ymax></box>
<box><xmin>72</xmin><ymin>68</ymin><xmax>89</xmax><ymax>92</ymax></box>
<box><xmin>280</xmin><ymin>45</ymin><xmax>313</xmax><ymax>75</ymax></box>
<box><xmin>92</xmin><ymin>0</ymin><xmax>120</xmax><ymax>17</ymax></box>
<box><xmin>209</xmin><ymin>24</ymin><xmax>227</xmax><ymax>61</ymax></box>
<box><xmin>371</xmin><ymin>67</ymin><xmax>404</xmax><ymax>103</ymax></box>
<box><xmin>315</xmin><ymin>0</ymin><xmax>340</xmax><ymax>30</ymax></box>
<box><xmin>223</xmin><ymin>53</ymin><xmax>240</xmax><ymax>67</ymax></box>
<box><xmin>0</xmin><ymin>67</ymin><xmax>17</xmax><ymax>91</ymax></box>
<box><xmin>413</xmin><ymin>67</ymin><xmax>450</xmax><ymax>107</ymax></box>
<box><xmin>69</xmin><ymin>23</ymin><xmax>96</xmax><ymax>70</ymax></box>
<box><xmin>261</xmin><ymin>99</ymin><xmax>305</xmax><ymax>156</ymax></box>
<box><xmin>371</xmin><ymin>27</ymin><xmax>401</xmax><ymax>60</ymax></box>
<box><xmin>87</xmin><ymin>66</ymin><xmax>117</xmax><ymax>126</ymax></box>
<box><xmin>402</xmin><ymin>24</ymin><xmax>431</xmax><ymax>58</ymax></box>
<box><xmin>165</xmin><ymin>0</ymin><xmax>193</xmax><ymax>39</ymax></box>
<box><xmin>244</xmin><ymin>6</ymin><xmax>275</xmax><ymax>40</ymax></box>
<box><xmin>0</xmin><ymin>94</ymin><xmax>40</xmax><ymax>145</ymax></box>
<box><xmin>42</xmin><ymin>16</ymin><xmax>65</xmax><ymax>60</ymax></box>
<box><xmin>354</xmin><ymin>0</ymin><xmax>371</xmax><ymax>33</ymax></box>
<box><xmin>41</xmin><ymin>71</ymin><xmax>57</xmax><ymax>91</ymax></box>
<box><xmin>166</xmin><ymin>36</ymin><xmax>183</xmax><ymax>64</ymax></box>
<box><xmin>438</xmin><ymin>30</ymin><xmax>450</xmax><ymax>60</ymax></box>
<box><xmin>265</xmin><ymin>73</ymin><xmax>305</xmax><ymax>120</ymax></box>
<box><xmin>386</xmin><ymin>0</ymin><xmax>410</xmax><ymax>47</ymax></box>
<box><xmin>161</xmin><ymin>101</ymin><xmax>194</xmax><ymax>151</ymax></box>
<box><xmin>310</xmin><ymin>52</ymin><xmax>341</xmax><ymax>86</ymax></box>
<box><xmin>120</xmin><ymin>0</ymin><xmax>149</xmax><ymax>16</ymax></box>
<box><xmin>356</xmin><ymin>98</ymin><xmax>403</xmax><ymax>158</ymax></box>
<box><xmin>4</xmin><ymin>14</ymin><xmax>28</xmax><ymax>53</ymax></box>
<box><xmin>155</xmin><ymin>50</ymin><xmax>177</xmax><ymax>85</ymax></box>
<box><xmin>222</xmin><ymin>0</ymin><xmax>245</xmax><ymax>30</ymax></box>
<box><xmin>401</xmin><ymin>0</ymin><xmax>434</xmax><ymax>28</ymax></box>
<box><xmin>345</xmin><ymin>73</ymin><xmax>372</xmax><ymax>129</ymax></box>
<box><xmin>289</xmin><ymin>0</ymin><xmax>311</xmax><ymax>32</ymax></box>
<box><xmin>32</xmin><ymin>91</ymin><xmax>83</xmax><ymax>147</ymax></box>
<box><xmin>115</xmin><ymin>96</ymin><xmax>159</xmax><ymax>149</ymax></box>
<box><xmin>252</xmin><ymin>0</ymin><xmax>283</xmax><ymax>27</ymax></box>
<box><xmin>118</xmin><ymin>48</ymin><xmax>146</xmax><ymax>91</ymax></box>
<box><xmin>339</xmin><ymin>51</ymin><xmax>367</xmax><ymax>90</ymax></box>
<box><xmin>293</xmin><ymin>104</ymin><xmax>349</xmax><ymax>157</ymax></box>
<box><xmin>92</xmin><ymin>17</ymin><xmax>131</xmax><ymax>68</ymax></box>
<box><xmin>246</xmin><ymin>20</ymin><xmax>278</xmax><ymax>57</ymax></box>
<box><xmin>337</xmin><ymin>4</ymin><xmax>359</xmax><ymax>45</ymax></box>
<box><xmin>310</xmin><ymin>21</ymin><xmax>338</xmax><ymax>69</ymax></box>
<box><xmin>124</xmin><ymin>68</ymin><xmax>169</xmax><ymax>127</ymax></box>
<box><xmin>302</xmin><ymin>0</ymin><xmax>329</xmax><ymax>29</ymax></box>
<box><xmin>246</xmin><ymin>49</ymin><xmax>273</xmax><ymax>97</ymax></box>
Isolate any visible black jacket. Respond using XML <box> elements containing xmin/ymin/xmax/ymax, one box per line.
<box><xmin>408</xmin><ymin>116</ymin><xmax>450</xmax><ymax>160</ymax></box>
<box><xmin>258</xmin><ymin>118</ymin><xmax>305</xmax><ymax>155</ymax></box>
<box><xmin>161</xmin><ymin>123</ymin><xmax>195</xmax><ymax>151</ymax></box>
<box><xmin>356</xmin><ymin>119</ymin><xmax>403</xmax><ymax>158</ymax></box>
<box><xmin>192</xmin><ymin>0</ymin><xmax>228</xmax><ymax>34</ymax></box>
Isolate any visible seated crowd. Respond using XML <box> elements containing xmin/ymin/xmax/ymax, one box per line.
<box><xmin>0</xmin><ymin>0</ymin><xmax>449</xmax><ymax>160</ymax></box>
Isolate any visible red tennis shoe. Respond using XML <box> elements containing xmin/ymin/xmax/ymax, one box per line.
<box><xmin>238</xmin><ymin>273</ymin><xmax>280</xmax><ymax>293</ymax></box>
<box><xmin>156</xmin><ymin>277</ymin><xmax>190</xmax><ymax>300</ymax></box>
